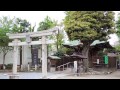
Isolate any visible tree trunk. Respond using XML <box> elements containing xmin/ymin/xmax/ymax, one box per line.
<box><xmin>82</xmin><ymin>45</ymin><xmax>90</xmax><ymax>72</ymax></box>
<box><xmin>3</xmin><ymin>53</ymin><xmax>6</xmax><ymax>70</ymax></box>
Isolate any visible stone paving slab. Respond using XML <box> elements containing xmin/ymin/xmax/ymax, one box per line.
<box><xmin>57</xmin><ymin>70</ymin><xmax>120</xmax><ymax>79</ymax></box>
<box><xmin>0</xmin><ymin>72</ymin><xmax>68</xmax><ymax>79</ymax></box>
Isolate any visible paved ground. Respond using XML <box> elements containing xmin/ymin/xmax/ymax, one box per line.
<box><xmin>0</xmin><ymin>72</ymin><xmax>68</xmax><ymax>79</ymax></box>
<box><xmin>0</xmin><ymin>70</ymin><xmax>120</xmax><ymax>79</ymax></box>
<box><xmin>57</xmin><ymin>70</ymin><xmax>120</xmax><ymax>79</ymax></box>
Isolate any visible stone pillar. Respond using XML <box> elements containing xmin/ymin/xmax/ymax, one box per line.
<box><xmin>97</xmin><ymin>59</ymin><xmax>99</xmax><ymax>64</ymax></box>
<box><xmin>42</xmin><ymin>36</ymin><xmax>47</xmax><ymax>78</ymax></box>
<box><xmin>9</xmin><ymin>39</ymin><xmax>19</xmax><ymax>79</ymax></box>
<box><xmin>35</xmin><ymin>64</ymin><xmax>37</xmax><ymax>71</ymax></box>
<box><xmin>21</xmin><ymin>64</ymin><xmax>23</xmax><ymax>71</ymax></box>
<box><xmin>28</xmin><ymin>63</ymin><xmax>30</xmax><ymax>71</ymax></box>
<box><xmin>74</xmin><ymin>61</ymin><xmax>77</xmax><ymax>74</ymax></box>
<box><xmin>13</xmin><ymin>39</ymin><xmax>19</xmax><ymax>74</ymax></box>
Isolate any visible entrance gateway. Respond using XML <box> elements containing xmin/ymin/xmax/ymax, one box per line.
<box><xmin>7</xmin><ymin>27</ymin><xmax>59</xmax><ymax>79</ymax></box>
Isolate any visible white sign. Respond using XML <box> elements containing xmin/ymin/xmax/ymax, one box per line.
<box><xmin>74</xmin><ymin>61</ymin><xmax>77</xmax><ymax>73</ymax></box>
<box><xmin>97</xmin><ymin>59</ymin><xmax>99</xmax><ymax>64</ymax></box>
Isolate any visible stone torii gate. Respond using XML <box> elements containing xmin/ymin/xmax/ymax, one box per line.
<box><xmin>7</xmin><ymin>27</ymin><xmax>58</xmax><ymax>79</ymax></box>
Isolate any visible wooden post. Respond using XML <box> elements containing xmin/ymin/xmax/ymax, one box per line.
<box><xmin>42</xmin><ymin>36</ymin><xmax>47</xmax><ymax>78</ymax></box>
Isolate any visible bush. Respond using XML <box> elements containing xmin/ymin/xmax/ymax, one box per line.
<box><xmin>6</xmin><ymin>64</ymin><xmax>13</xmax><ymax>69</ymax></box>
<box><xmin>53</xmin><ymin>50</ymin><xmax>65</xmax><ymax>57</ymax></box>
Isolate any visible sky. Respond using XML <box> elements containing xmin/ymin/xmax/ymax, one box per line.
<box><xmin>0</xmin><ymin>11</ymin><xmax>119</xmax><ymax>46</ymax></box>
<box><xmin>0</xmin><ymin>11</ymin><xmax>66</xmax><ymax>30</ymax></box>
<box><xmin>108</xmin><ymin>11</ymin><xmax>119</xmax><ymax>46</ymax></box>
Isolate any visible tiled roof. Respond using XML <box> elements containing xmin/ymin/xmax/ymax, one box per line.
<box><xmin>63</xmin><ymin>40</ymin><xmax>108</xmax><ymax>47</ymax></box>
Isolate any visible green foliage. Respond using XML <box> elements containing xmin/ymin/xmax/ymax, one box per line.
<box><xmin>53</xmin><ymin>47</ymin><xmax>75</xmax><ymax>57</ymax></box>
<box><xmin>0</xmin><ymin>16</ymin><xmax>33</xmax><ymax>51</ymax></box>
<box><xmin>64</xmin><ymin>11</ymin><xmax>115</xmax><ymax>44</ymax></box>
<box><xmin>12</xmin><ymin>18</ymin><xmax>35</xmax><ymax>42</ymax></box>
<box><xmin>37</xmin><ymin>16</ymin><xmax>57</xmax><ymax>52</ymax></box>
<box><xmin>61</xmin><ymin>47</ymin><xmax>74</xmax><ymax>55</ymax></box>
<box><xmin>64</xmin><ymin>11</ymin><xmax>115</xmax><ymax>70</ymax></box>
<box><xmin>0</xmin><ymin>16</ymin><xmax>34</xmax><ymax>67</ymax></box>
<box><xmin>5</xmin><ymin>63</ymin><xmax>13</xmax><ymax>69</ymax></box>
<box><xmin>98</xmin><ymin>50</ymin><xmax>105</xmax><ymax>56</ymax></box>
<box><xmin>115</xmin><ymin>44</ymin><xmax>120</xmax><ymax>51</ymax></box>
<box><xmin>38</xmin><ymin>16</ymin><xmax>57</xmax><ymax>31</ymax></box>
<box><xmin>12</xmin><ymin>18</ymin><xmax>34</xmax><ymax>33</ymax></box>
<box><xmin>53</xmin><ymin>50</ymin><xmax>65</xmax><ymax>57</ymax></box>
<box><xmin>56</xmin><ymin>29</ymin><xmax>65</xmax><ymax>50</ymax></box>
<box><xmin>0</xmin><ymin>16</ymin><xmax>14</xmax><ymax>54</ymax></box>
<box><xmin>116</xmin><ymin>14</ymin><xmax>120</xmax><ymax>39</ymax></box>
<box><xmin>106</xmin><ymin>47</ymin><xmax>116</xmax><ymax>52</ymax></box>
<box><xmin>37</xmin><ymin>16</ymin><xmax>65</xmax><ymax>52</ymax></box>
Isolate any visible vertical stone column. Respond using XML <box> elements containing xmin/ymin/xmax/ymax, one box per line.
<box><xmin>74</xmin><ymin>61</ymin><xmax>77</xmax><ymax>74</ymax></box>
<box><xmin>42</xmin><ymin>36</ymin><xmax>47</xmax><ymax>78</ymax></box>
<box><xmin>9</xmin><ymin>39</ymin><xmax>19</xmax><ymax>79</ymax></box>
<box><xmin>13</xmin><ymin>39</ymin><xmax>19</xmax><ymax>74</ymax></box>
<box><xmin>35</xmin><ymin>64</ymin><xmax>37</xmax><ymax>71</ymax></box>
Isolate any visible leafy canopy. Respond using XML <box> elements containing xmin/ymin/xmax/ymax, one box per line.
<box><xmin>37</xmin><ymin>16</ymin><xmax>64</xmax><ymax>51</ymax></box>
<box><xmin>116</xmin><ymin>14</ymin><xmax>120</xmax><ymax>38</ymax></box>
<box><xmin>38</xmin><ymin>16</ymin><xmax>57</xmax><ymax>31</ymax></box>
<box><xmin>0</xmin><ymin>16</ymin><xmax>14</xmax><ymax>54</ymax></box>
<box><xmin>64</xmin><ymin>11</ymin><xmax>115</xmax><ymax>44</ymax></box>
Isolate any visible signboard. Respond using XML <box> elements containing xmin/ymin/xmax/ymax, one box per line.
<box><xmin>104</xmin><ymin>55</ymin><xmax>108</xmax><ymax>64</ymax></box>
<box><xmin>32</xmin><ymin>48</ymin><xmax>38</xmax><ymax>66</ymax></box>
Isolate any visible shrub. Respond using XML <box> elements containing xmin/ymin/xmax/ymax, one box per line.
<box><xmin>6</xmin><ymin>64</ymin><xmax>13</xmax><ymax>69</ymax></box>
<box><xmin>53</xmin><ymin>50</ymin><xmax>65</xmax><ymax>57</ymax></box>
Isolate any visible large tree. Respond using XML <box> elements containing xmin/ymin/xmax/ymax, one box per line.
<box><xmin>115</xmin><ymin>13</ymin><xmax>120</xmax><ymax>51</ymax></box>
<box><xmin>0</xmin><ymin>16</ymin><xmax>14</xmax><ymax>69</ymax></box>
<box><xmin>0</xmin><ymin>16</ymin><xmax>34</xmax><ymax>69</ymax></box>
<box><xmin>38</xmin><ymin>16</ymin><xmax>57</xmax><ymax>31</ymax></box>
<box><xmin>37</xmin><ymin>16</ymin><xmax>64</xmax><ymax>52</ymax></box>
<box><xmin>37</xmin><ymin>16</ymin><xmax>65</xmax><ymax>71</ymax></box>
<box><xmin>12</xmin><ymin>18</ymin><xmax>34</xmax><ymax>33</ymax></box>
<box><xmin>64</xmin><ymin>11</ymin><xmax>115</xmax><ymax>71</ymax></box>
<box><xmin>116</xmin><ymin>14</ymin><xmax>120</xmax><ymax>38</ymax></box>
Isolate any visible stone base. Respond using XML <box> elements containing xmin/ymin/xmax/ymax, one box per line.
<box><xmin>50</xmin><ymin>67</ymin><xmax>55</xmax><ymax>72</ymax></box>
<box><xmin>9</xmin><ymin>74</ymin><xmax>19</xmax><ymax>79</ymax></box>
<box><xmin>41</xmin><ymin>76</ymin><xmax>48</xmax><ymax>79</ymax></box>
